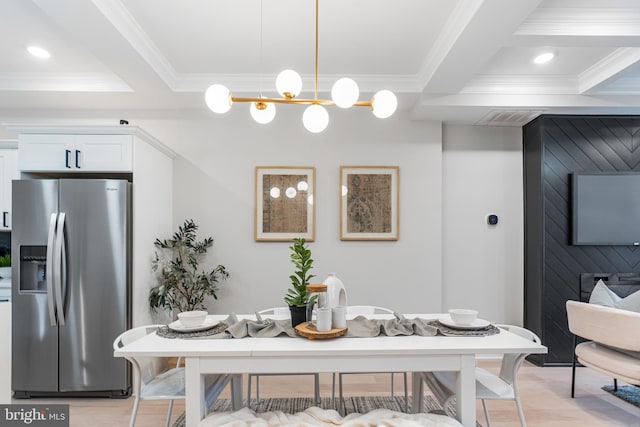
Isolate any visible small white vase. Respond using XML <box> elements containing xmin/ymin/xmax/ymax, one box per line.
<box><xmin>323</xmin><ymin>273</ymin><xmax>347</xmax><ymax>309</ymax></box>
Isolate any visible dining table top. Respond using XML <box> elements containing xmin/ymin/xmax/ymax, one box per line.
<box><xmin>114</xmin><ymin>313</ymin><xmax>548</xmax><ymax>359</ymax></box>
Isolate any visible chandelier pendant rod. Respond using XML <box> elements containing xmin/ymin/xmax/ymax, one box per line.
<box><xmin>314</xmin><ymin>0</ymin><xmax>319</xmax><ymax>101</ymax></box>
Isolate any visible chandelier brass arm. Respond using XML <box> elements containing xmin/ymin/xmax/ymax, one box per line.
<box><xmin>231</xmin><ymin>96</ymin><xmax>374</xmax><ymax>108</ymax></box>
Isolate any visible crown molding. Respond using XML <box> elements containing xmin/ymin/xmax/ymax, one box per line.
<box><xmin>594</xmin><ymin>76</ymin><xmax>640</xmax><ymax>95</ymax></box>
<box><xmin>0</xmin><ymin>72</ymin><xmax>132</xmax><ymax>92</ymax></box>
<box><xmin>516</xmin><ymin>8</ymin><xmax>640</xmax><ymax>36</ymax></box>
<box><xmin>174</xmin><ymin>73</ymin><xmax>420</xmax><ymax>94</ymax></box>
<box><xmin>578</xmin><ymin>48</ymin><xmax>640</xmax><ymax>93</ymax></box>
<box><xmin>3</xmin><ymin>123</ymin><xmax>175</xmax><ymax>158</ymax></box>
<box><xmin>461</xmin><ymin>75</ymin><xmax>577</xmax><ymax>94</ymax></box>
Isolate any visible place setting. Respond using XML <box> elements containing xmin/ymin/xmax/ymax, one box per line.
<box><xmin>158</xmin><ymin>310</ymin><xmax>229</xmax><ymax>339</ymax></box>
<box><xmin>431</xmin><ymin>309</ymin><xmax>500</xmax><ymax>337</ymax></box>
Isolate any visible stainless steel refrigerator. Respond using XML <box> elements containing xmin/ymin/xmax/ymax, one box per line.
<box><xmin>12</xmin><ymin>179</ymin><xmax>131</xmax><ymax>397</ymax></box>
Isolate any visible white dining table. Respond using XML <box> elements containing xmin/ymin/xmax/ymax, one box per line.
<box><xmin>114</xmin><ymin>314</ymin><xmax>547</xmax><ymax>427</ymax></box>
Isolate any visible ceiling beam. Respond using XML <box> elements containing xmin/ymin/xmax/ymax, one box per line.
<box><xmin>31</xmin><ymin>0</ymin><xmax>172</xmax><ymax>95</ymax></box>
<box><xmin>418</xmin><ymin>0</ymin><xmax>542</xmax><ymax>95</ymax></box>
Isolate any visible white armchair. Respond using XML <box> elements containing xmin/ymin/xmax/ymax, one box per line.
<box><xmin>113</xmin><ymin>325</ymin><xmax>185</xmax><ymax>427</ymax></box>
<box><xmin>332</xmin><ymin>306</ymin><xmax>408</xmax><ymax>413</ymax></box>
<box><xmin>247</xmin><ymin>308</ymin><xmax>320</xmax><ymax>406</ymax></box>
<box><xmin>114</xmin><ymin>325</ymin><xmax>236</xmax><ymax>426</ymax></box>
<box><xmin>419</xmin><ymin>324</ymin><xmax>540</xmax><ymax>427</ymax></box>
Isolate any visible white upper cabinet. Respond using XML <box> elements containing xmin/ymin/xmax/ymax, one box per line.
<box><xmin>19</xmin><ymin>134</ymin><xmax>133</xmax><ymax>172</ymax></box>
<box><xmin>0</xmin><ymin>149</ymin><xmax>19</xmax><ymax>229</ymax></box>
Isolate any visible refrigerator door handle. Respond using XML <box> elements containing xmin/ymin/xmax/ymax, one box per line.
<box><xmin>54</xmin><ymin>212</ymin><xmax>66</xmax><ymax>326</ymax></box>
<box><xmin>46</xmin><ymin>213</ymin><xmax>58</xmax><ymax>326</ymax></box>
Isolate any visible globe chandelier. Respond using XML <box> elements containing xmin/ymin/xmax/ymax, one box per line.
<box><xmin>204</xmin><ymin>0</ymin><xmax>397</xmax><ymax>133</ymax></box>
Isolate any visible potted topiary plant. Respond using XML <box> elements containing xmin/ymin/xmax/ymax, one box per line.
<box><xmin>149</xmin><ymin>219</ymin><xmax>229</xmax><ymax>316</ymax></box>
<box><xmin>284</xmin><ymin>237</ymin><xmax>315</xmax><ymax>327</ymax></box>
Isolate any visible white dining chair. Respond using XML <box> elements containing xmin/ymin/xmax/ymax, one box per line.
<box><xmin>113</xmin><ymin>325</ymin><xmax>185</xmax><ymax>427</ymax></box>
<box><xmin>332</xmin><ymin>305</ymin><xmax>408</xmax><ymax>412</ymax></box>
<box><xmin>419</xmin><ymin>324</ymin><xmax>540</xmax><ymax>427</ymax></box>
<box><xmin>247</xmin><ymin>307</ymin><xmax>320</xmax><ymax>406</ymax></box>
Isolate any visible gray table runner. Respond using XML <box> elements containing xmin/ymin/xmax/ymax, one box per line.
<box><xmin>156</xmin><ymin>314</ymin><xmax>499</xmax><ymax>339</ymax></box>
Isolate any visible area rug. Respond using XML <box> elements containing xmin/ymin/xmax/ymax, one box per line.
<box><xmin>172</xmin><ymin>396</ymin><xmax>480</xmax><ymax>427</ymax></box>
<box><xmin>602</xmin><ymin>384</ymin><xmax>640</xmax><ymax>408</ymax></box>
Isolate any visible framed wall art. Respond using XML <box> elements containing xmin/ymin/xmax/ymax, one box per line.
<box><xmin>255</xmin><ymin>166</ymin><xmax>315</xmax><ymax>241</ymax></box>
<box><xmin>340</xmin><ymin>166</ymin><xmax>399</xmax><ymax>241</ymax></box>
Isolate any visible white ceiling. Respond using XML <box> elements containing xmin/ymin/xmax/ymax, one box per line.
<box><xmin>2</xmin><ymin>0</ymin><xmax>640</xmax><ymax>126</ymax></box>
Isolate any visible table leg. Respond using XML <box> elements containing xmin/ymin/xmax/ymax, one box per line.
<box><xmin>231</xmin><ymin>374</ymin><xmax>243</xmax><ymax>410</ymax></box>
<box><xmin>456</xmin><ymin>355</ymin><xmax>476</xmax><ymax>427</ymax></box>
<box><xmin>411</xmin><ymin>372</ymin><xmax>424</xmax><ymax>413</ymax></box>
<box><xmin>185</xmin><ymin>358</ymin><xmax>205</xmax><ymax>427</ymax></box>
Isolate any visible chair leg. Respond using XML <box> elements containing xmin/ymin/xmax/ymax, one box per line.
<box><xmin>339</xmin><ymin>373</ymin><xmax>345</xmax><ymax>415</ymax></box>
<box><xmin>247</xmin><ymin>374</ymin><xmax>253</xmax><ymax>406</ymax></box>
<box><xmin>313</xmin><ymin>373</ymin><xmax>320</xmax><ymax>405</ymax></box>
<box><xmin>165</xmin><ymin>399</ymin><xmax>174</xmax><ymax>427</ymax></box>
<box><xmin>256</xmin><ymin>376</ymin><xmax>260</xmax><ymax>403</ymax></box>
<box><xmin>391</xmin><ymin>372</ymin><xmax>395</xmax><ymax>397</ymax></box>
<box><xmin>571</xmin><ymin>334</ymin><xmax>577</xmax><ymax>398</ymax></box>
<box><xmin>514</xmin><ymin>396</ymin><xmax>527</xmax><ymax>427</ymax></box>
<box><xmin>129</xmin><ymin>396</ymin><xmax>140</xmax><ymax>427</ymax></box>
<box><xmin>331</xmin><ymin>373</ymin><xmax>337</xmax><ymax>407</ymax></box>
<box><xmin>614</xmin><ymin>378</ymin><xmax>618</xmax><ymax>392</ymax></box>
<box><xmin>442</xmin><ymin>396</ymin><xmax>455</xmax><ymax>417</ymax></box>
<box><xmin>402</xmin><ymin>372</ymin><xmax>408</xmax><ymax>412</ymax></box>
<box><xmin>481</xmin><ymin>399</ymin><xmax>491</xmax><ymax>427</ymax></box>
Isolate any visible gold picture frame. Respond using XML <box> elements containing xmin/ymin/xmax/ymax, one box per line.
<box><xmin>255</xmin><ymin>166</ymin><xmax>316</xmax><ymax>241</ymax></box>
<box><xmin>340</xmin><ymin>166</ymin><xmax>399</xmax><ymax>241</ymax></box>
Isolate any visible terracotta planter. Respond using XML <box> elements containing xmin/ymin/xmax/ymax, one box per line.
<box><xmin>289</xmin><ymin>305</ymin><xmax>307</xmax><ymax>328</ymax></box>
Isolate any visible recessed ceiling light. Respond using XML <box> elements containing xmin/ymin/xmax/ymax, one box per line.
<box><xmin>27</xmin><ymin>46</ymin><xmax>51</xmax><ymax>59</ymax></box>
<box><xmin>533</xmin><ymin>52</ymin><xmax>554</xmax><ymax>64</ymax></box>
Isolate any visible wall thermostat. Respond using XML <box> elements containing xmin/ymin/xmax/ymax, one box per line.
<box><xmin>487</xmin><ymin>214</ymin><xmax>498</xmax><ymax>225</ymax></box>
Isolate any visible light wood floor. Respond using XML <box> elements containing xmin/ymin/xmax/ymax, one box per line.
<box><xmin>18</xmin><ymin>360</ymin><xmax>640</xmax><ymax>426</ymax></box>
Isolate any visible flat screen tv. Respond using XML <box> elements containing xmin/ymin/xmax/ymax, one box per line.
<box><xmin>572</xmin><ymin>173</ymin><xmax>640</xmax><ymax>245</ymax></box>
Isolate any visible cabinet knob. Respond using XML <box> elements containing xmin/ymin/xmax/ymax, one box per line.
<box><xmin>75</xmin><ymin>150</ymin><xmax>81</xmax><ymax>169</ymax></box>
<box><xmin>2</xmin><ymin>212</ymin><xmax>8</xmax><ymax>228</ymax></box>
<box><xmin>65</xmin><ymin>150</ymin><xmax>71</xmax><ymax>168</ymax></box>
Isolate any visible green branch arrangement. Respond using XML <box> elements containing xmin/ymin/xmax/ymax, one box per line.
<box><xmin>149</xmin><ymin>219</ymin><xmax>229</xmax><ymax>313</ymax></box>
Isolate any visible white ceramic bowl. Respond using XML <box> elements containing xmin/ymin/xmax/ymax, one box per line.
<box><xmin>448</xmin><ymin>309</ymin><xmax>478</xmax><ymax>325</ymax></box>
<box><xmin>177</xmin><ymin>310</ymin><xmax>208</xmax><ymax>327</ymax></box>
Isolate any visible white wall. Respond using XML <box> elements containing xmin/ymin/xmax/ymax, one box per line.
<box><xmin>442</xmin><ymin>124</ymin><xmax>524</xmax><ymax>325</ymax></box>
<box><xmin>132</xmin><ymin>138</ymin><xmax>173</xmax><ymax>326</ymax></box>
<box><xmin>136</xmin><ymin>110</ymin><xmax>443</xmax><ymax>315</ymax></box>
<box><xmin>0</xmin><ymin>116</ymin><xmax>526</xmax><ymax>324</ymax></box>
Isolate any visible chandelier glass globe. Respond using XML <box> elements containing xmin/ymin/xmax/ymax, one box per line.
<box><xmin>276</xmin><ymin>69</ymin><xmax>303</xmax><ymax>99</ymax></box>
<box><xmin>303</xmin><ymin>105</ymin><xmax>329</xmax><ymax>133</ymax></box>
<box><xmin>331</xmin><ymin>78</ymin><xmax>359</xmax><ymax>108</ymax></box>
<box><xmin>371</xmin><ymin>90</ymin><xmax>398</xmax><ymax>119</ymax></box>
<box><xmin>205</xmin><ymin>84</ymin><xmax>232</xmax><ymax>114</ymax></box>
<box><xmin>250</xmin><ymin>101</ymin><xmax>276</xmax><ymax>124</ymax></box>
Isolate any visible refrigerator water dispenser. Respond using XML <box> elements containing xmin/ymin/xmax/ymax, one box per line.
<box><xmin>19</xmin><ymin>246</ymin><xmax>46</xmax><ymax>293</ymax></box>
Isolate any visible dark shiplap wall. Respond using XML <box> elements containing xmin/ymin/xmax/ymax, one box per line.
<box><xmin>524</xmin><ymin>115</ymin><xmax>640</xmax><ymax>365</ymax></box>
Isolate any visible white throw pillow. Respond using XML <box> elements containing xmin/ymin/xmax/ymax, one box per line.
<box><xmin>588</xmin><ymin>280</ymin><xmax>621</xmax><ymax>307</ymax></box>
<box><xmin>617</xmin><ymin>289</ymin><xmax>640</xmax><ymax>313</ymax></box>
